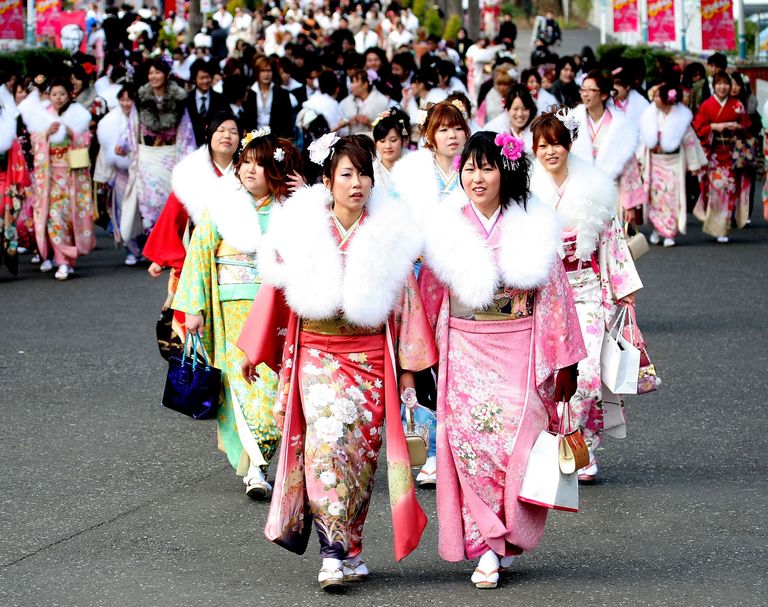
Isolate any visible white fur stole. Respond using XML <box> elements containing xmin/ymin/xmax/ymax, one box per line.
<box><xmin>259</xmin><ymin>183</ymin><xmax>421</xmax><ymax>327</ymax></box>
<box><xmin>206</xmin><ymin>172</ymin><xmax>265</xmax><ymax>253</ymax></box>
<box><xmin>571</xmin><ymin>104</ymin><xmax>639</xmax><ymax>181</ymax></box>
<box><xmin>20</xmin><ymin>94</ymin><xmax>91</xmax><ymax>144</ymax></box>
<box><xmin>172</xmin><ymin>145</ymin><xmax>230</xmax><ymax>225</ymax></box>
<box><xmin>640</xmin><ymin>102</ymin><xmax>694</xmax><ymax>153</ymax></box>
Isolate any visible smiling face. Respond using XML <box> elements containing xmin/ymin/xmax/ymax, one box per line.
<box><xmin>526</xmin><ymin>74</ymin><xmax>540</xmax><ymax>94</ymax></box>
<box><xmin>559</xmin><ymin>62</ymin><xmax>574</xmax><ymax>83</ymax></box>
<box><xmin>147</xmin><ymin>66</ymin><xmax>166</xmax><ymax>90</ymax></box>
<box><xmin>432</xmin><ymin>121</ymin><xmax>467</xmax><ymax>162</ymax></box>
<box><xmin>118</xmin><ymin>91</ymin><xmax>133</xmax><ymax>115</ymax></box>
<box><xmin>507</xmin><ymin>96</ymin><xmax>531</xmax><ymax>132</ymax></box>
<box><xmin>461</xmin><ymin>153</ymin><xmax>501</xmax><ymax>209</ymax></box>
<box><xmin>237</xmin><ymin>153</ymin><xmax>268</xmax><ymax>198</ymax></box>
<box><xmin>365</xmin><ymin>52</ymin><xmax>382</xmax><ymax>72</ymax></box>
<box><xmin>714</xmin><ymin>78</ymin><xmax>731</xmax><ymax>100</ymax></box>
<box><xmin>375</xmin><ymin>127</ymin><xmax>404</xmax><ymax>164</ymax></box>
<box><xmin>49</xmin><ymin>85</ymin><xmax>69</xmax><ymax>111</ymax></box>
<box><xmin>210</xmin><ymin>119</ymin><xmax>238</xmax><ymax>161</ymax></box>
<box><xmin>325</xmin><ymin>154</ymin><xmax>373</xmax><ymax>214</ymax></box>
<box><xmin>579</xmin><ymin>77</ymin><xmax>607</xmax><ymax>112</ymax></box>
<box><xmin>194</xmin><ymin>69</ymin><xmax>212</xmax><ymax>93</ymax></box>
<box><xmin>535</xmin><ymin>137</ymin><xmax>569</xmax><ymax>175</ymax></box>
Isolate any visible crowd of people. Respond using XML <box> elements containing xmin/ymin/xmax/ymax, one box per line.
<box><xmin>0</xmin><ymin>0</ymin><xmax>765</xmax><ymax>595</ymax></box>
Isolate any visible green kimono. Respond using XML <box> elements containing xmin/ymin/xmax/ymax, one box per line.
<box><xmin>173</xmin><ymin>201</ymin><xmax>280</xmax><ymax>474</ymax></box>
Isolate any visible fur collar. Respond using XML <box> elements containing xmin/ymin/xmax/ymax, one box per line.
<box><xmin>0</xmin><ymin>105</ymin><xmax>15</xmax><ymax>154</ymax></box>
<box><xmin>422</xmin><ymin>188</ymin><xmax>561</xmax><ymax>309</ymax></box>
<box><xmin>206</xmin><ymin>172</ymin><xmax>266</xmax><ymax>253</ymax></box>
<box><xmin>97</xmin><ymin>106</ymin><xmax>133</xmax><ymax>171</ymax></box>
<box><xmin>640</xmin><ymin>102</ymin><xmax>693</xmax><ymax>152</ymax></box>
<box><xmin>137</xmin><ymin>81</ymin><xmax>186</xmax><ymax>132</ymax></box>
<box><xmin>530</xmin><ymin>154</ymin><xmax>615</xmax><ymax>261</ymax></box>
<box><xmin>571</xmin><ymin>104</ymin><xmax>638</xmax><ymax>180</ymax></box>
<box><xmin>390</xmin><ymin>148</ymin><xmax>441</xmax><ymax>221</ymax></box>
<box><xmin>171</xmin><ymin>146</ymin><xmax>231</xmax><ymax>225</ymax></box>
<box><xmin>19</xmin><ymin>90</ymin><xmax>91</xmax><ymax>144</ymax></box>
<box><xmin>259</xmin><ymin>184</ymin><xmax>421</xmax><ymax>327</ymax></box>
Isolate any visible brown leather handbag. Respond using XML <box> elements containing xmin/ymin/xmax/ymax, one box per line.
<box><xmin>558</xmin><ymin>402</ymin><xmax>590</xmax><ymax>474</ymax></box>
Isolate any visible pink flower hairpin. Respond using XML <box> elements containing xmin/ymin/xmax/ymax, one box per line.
<box><xmin>494</xmin><ymin>133</ymin><xmax>525</xmax><ymax>169</ymax></box>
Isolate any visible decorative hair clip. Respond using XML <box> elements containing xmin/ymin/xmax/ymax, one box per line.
<box><xmin>554</xmin><ymin>107</ymin><xmax>580</xmax><ymax>140</ymax></box>
<box><xmin>452</xmin><ymin>154</ymin><xmax>462</xmax><ymax>172</ymax></box>
<box><xmin>667</xmin><ymin>89</ymin><xmax>677</xmax><ymax>103</ymax></box>
<box><xmin>308</xmin><ymin>131</ymin><xmax>341</xmax><ymax>166</ymax></box>
<box><xmin>240</xmin><ymin>126</ymin><xmax>271</xmax><ymax>151</ymax></box>
<box><xmin>450</xmin><ymin>98</ymin><xmax>467</xmax><ymax>115</ymax></box>
<box><xmin>494</xmin><ymin>133</ymin><xmax>525</xmax><ymax>169</ymax></box>
<box><xmin>273</xmin><ymin>147</ymin><xmax>285</xmax><ymax>162</ymax></box>
<box><xmin>371</xmin><ymin>108</ymin><xmax>392</xmax><ymax>129</ymax></box>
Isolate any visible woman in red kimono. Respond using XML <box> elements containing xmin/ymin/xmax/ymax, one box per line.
<box><xmin>692</xmin><ymin>72</ymin><xmax>752</xmax><ymax>243</ymax></box>
<box><xmin>237</xmin><ymin>135</ymin><xmax>437</xmax><ymax>592</ymax></box>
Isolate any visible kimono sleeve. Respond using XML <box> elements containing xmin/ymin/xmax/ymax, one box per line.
<box><xmin>394</xmin><ymin>272</ymin><xmax>438</xmax><ymax>372</ymax></box>
<box><xmin>172</xmin><ymin>213</ymin><xmax>216</xmax><ymax>318</ymax></box>
<box><xmin>682</xmin><ymin>126</ymin><xmax>707</xmax><ymax>172</ymax></box>
<box><xmin>237</xmin><ymin>284</ymin><xmax>292</xmax><ymax>371</ymax></box>
<box><xmin>598</xmin><ymin>216</ymin><xmax>643</xmax><ymax>305</ymax></box>
<box><xmin>143</xmin><ymin>193</ymin><xmax>190</xmax><ymax>270</ymax></box>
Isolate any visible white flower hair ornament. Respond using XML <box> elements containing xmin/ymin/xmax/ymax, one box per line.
<box><xmin>240</xmin><ymin>126</ymin><xmax>271</xmax><ymax>151</ymax></box>
<box><xmin>555</xmin><ymin>107</ymin><xmax>580</xmax><ymax>141</ymax></box>
<box><xmin>308</xmin><ymin>132</ymin><xmax>341</xmax><ymax>166</ymax></box>
<box><xmin>273</xmin><ymin>147</ymin><xmax>285</xmax><ymax>162</ymax></box>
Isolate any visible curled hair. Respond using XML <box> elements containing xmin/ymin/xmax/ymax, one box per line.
<box><xmin>322</xmin><ymin>136</ymin><xmax>375</xmax><ymax>188</ymax></box>
<box><xmin>458</xmin><ymin>131</ymin><xmax>530</xmax><ymax>211</ymax></box>
<box><xmin>236</xmin><ymin>135</ymin><xmax>302</xmax><ymax>201</ymax></box>
<box><xmin>372</xmin><ymin>108</ymin><xmax>410</xmax><ymax>142</ymax></box>
<box><xmin>530</xmin><ymin>110</ymin><xmax>576</xmax><ymax>150</ymax></box>
<box><xmin>504</xmin><ymin>84</ymin><xmax>538</xmax><ymax>128</ymax></box>
<box><xmin>421</xmin><ymin>100</ymin><xmax>471</xmax><ymax>150</ymax></box>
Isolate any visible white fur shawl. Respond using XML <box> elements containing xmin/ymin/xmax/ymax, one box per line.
<box><xmin>0</xmin><ymin>106</ymin><xmax>15</xmax><ymax>155</ymax></box>
<box><xmin>206</xmin><ymin>172</ymin><xmax>265</xmax><ymax>253</ymax></box>
<box><xmin>0</xmin><ymin>83</ymin><xmax>18</xmax><ymax>119</ymax></box>
<box><xmin>421</xmin><ymin>188</ymin><xmax>561</xmax><ymax>309</ymax></box>
<box><xmin>570</xmin><ymin>104</ymin><xmax>638</xmax><ymax>181</ymax></box>
<box><xmin>20</xmin><ymin>94</ymin><xmax>91</xmax><ymax>144</ymax></box>
<box><xmin>390</xmin><ymin>148</ymin><xmax>441</xmax><ymax>220</ymax></box>
<box><xmin>172</xmin><ymin>145</ymin><xmax>231</xmax><ymax>225</ymax></box>
<box><xmin>97</xmin><ymin>106</ymin><xmax>132</xmax><ymax>171</ymax></box>
<box><xmin>530</xmin><ymin>154</ymin><xmax>616</xmax><ymax>262</ymax></box>
<box><xmin>639</xmin><ymin>102</ymin><xmax>693</xmax><ymax>153</ymax></box>
<box><xmin>259</xmin><ymin>183</ymin><xmax>421</xmax><ymax>327</ymax></box>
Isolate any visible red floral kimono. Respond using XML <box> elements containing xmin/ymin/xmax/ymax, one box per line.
<box><xmin>0</xmin><ymin>140</ymin><xmax>31</xmax><ymax>274</ymax></box>
<box><xmin>237</xmin><ymin>184</ymin><xmax>437</xmax><ymax>561</ymax></box>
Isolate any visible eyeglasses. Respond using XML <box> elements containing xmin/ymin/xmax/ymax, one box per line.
<box><xmin>579</xmin><ymin>88</ymin><xmax>601</xmax><ymax>94</ymax></box>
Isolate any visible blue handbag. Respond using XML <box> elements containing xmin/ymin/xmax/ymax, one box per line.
<box><xmin>162</xmin><ymin>333</ymin><xmax>221</xmax><ymax>420</ymax></box>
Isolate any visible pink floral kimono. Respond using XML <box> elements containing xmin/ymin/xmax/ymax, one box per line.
<box><xmin>237</xmin><ymin>184</ymin><xmax>437</xmax><ymax>561</ymax></box>
<box><xmin>418</xmin><ymin>190</ymin><xmax>586</xmax><ymax>561</ymax></box>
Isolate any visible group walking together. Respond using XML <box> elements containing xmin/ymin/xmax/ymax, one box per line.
<box><xmin>2</xmin><ymin>1</ymin><xmax>765</xmax><ymax>594</ymax></box>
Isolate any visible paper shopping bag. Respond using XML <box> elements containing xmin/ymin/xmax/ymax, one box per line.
<box><xmin>518</xmin><ymin>430</ymin><xmax>579</xmax><ymax>513</ymax></box>
<box><xmin>601</xmin><ymin>311</ymin><xmax>641</xmax><ymax>394</ymax></box>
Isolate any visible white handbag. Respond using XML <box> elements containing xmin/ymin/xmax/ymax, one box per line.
<box><xmin>600</xmin><ymin>308</ymin><xmax>641</xmax><ymax>394</ymax></box>
<box><xmin>602</xmin><ymin>387</ymin><xmax>628</xmax><ymax>439</ymax></box>
<box><xmin>518</xmin><ymin>429</ymin><xmax>579</xmax><ymax>512</ymax></box>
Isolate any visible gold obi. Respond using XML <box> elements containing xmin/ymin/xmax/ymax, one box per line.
<box><xmin>450</xmin><ymin>288</ymin><xmax>535</xmax><ymax>321</ymax></box>
<box><xmin>301</xmin><ymin>315</ymin><xmax>384</xmax><ymax>336</ymax></box>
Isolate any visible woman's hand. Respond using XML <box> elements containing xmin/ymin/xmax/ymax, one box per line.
<box><xmin>46</xmin><ymin>122</ymin><xmax>60</xmax><ymax>137</ymax></box>
<box><xmin>618</xmin><ymin>292</ymin><xmax>636</xmax><ymax>306</ymax></box>
<box><xmin>241</xmin><ymin>356</ymin><xmax>259</xmax><ymax>384</ymax></box>
<box><xmin>398</xmin><ymin>371</ymin><xmax>416</xmax><ymax>397</ymax></box>
<box><xmin>147</xmin><ymin>262</ymin><xmax>164</xmax><ymax>278</ymax></box>
<box><xmin>185</xmin><ymin>313</ymin><xmax>204</xmax><ymax>336</ymax></box>
<box><xmin>624</xmin><ymin>207</ymin><xmax>639</xmax><ymax>225</ymax></box>
<box><xmin>554</xmin><ymin>364</ymin><xmax>579</xmax><ymax>402</ymax></box>
<box><xmin>115</xmin><ymin>144</ymin><xmax>126</xmax><ymax>156</ymax></box>
<box><xmin>65</xmin><ymin>127</ymin><xmax>75</xmax><ymax>140</ymax></box>
<box><xmin>286</xmin><ymin>171</ymin><xmax>305</xmax><ymax>192</ymax></box>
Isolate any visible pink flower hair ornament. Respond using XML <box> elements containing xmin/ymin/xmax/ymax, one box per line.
<box><xmin>452</xmin><ymin>154</ymin><xmax>462</xmax><ymax>172</ymax></box>
<box><xmin>494</xmin><ymin>132</ymin><xmax>525</xmax><ymax>169</ymax></box>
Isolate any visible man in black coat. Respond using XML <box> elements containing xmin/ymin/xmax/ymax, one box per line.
<box><xmin>184</xmin><ymin>59</ymin><xmax>228</xmax><ymax>147</ymax></box>
<box><xmin>242</xmin><ymin>58</ymin><xmax>295</xmax><ymax>139</ymax></box>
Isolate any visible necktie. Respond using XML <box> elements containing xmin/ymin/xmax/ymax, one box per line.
<box><xmin>199</xmin><ymin>95</ymin><xmax>207</xmax><ymax>115</ymax></box>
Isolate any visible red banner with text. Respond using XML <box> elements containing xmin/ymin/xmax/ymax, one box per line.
<box><xmin>36</xmin><ymin>0</ymin><xmax>62</xmax><ymax>38</ymax></box>
<box><xmin>701</xmin><ymin>0</ymin><xmax>735</xmax><ymax>50</ymax></box>
<box><xmin>0</xmin><ymin>0</ymin><xmax>25</xmax><ymax>40</ymax></box>
<box><xmin>648</xmin><ymin>0</ymin><xmax>675</xmax><ymax>43</ymax></box>
<box><xmin>613</xmin><ymin>0</ymin><xmax>639</xmax><ymax>33</ymax></box>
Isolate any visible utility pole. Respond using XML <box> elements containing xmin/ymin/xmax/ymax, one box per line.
<box><xmin>26</xmin><ymin>0</ymin><xmax>35</xmax><ymax>46</ymax></box>
<box><xmin>737</xmin><ymin>0</ymin><xmax>746</xmax><ymax>59</ymax></box>
<box><xmin>468</xmin><ymin>0</ymin><xmax>480</xmax><ymax>38</ymax></box>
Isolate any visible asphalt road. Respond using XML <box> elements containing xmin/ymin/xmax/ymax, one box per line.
<box><xmin>2</xmin><ymin>200</ymin><xmax>767</xmax><ymax>603</ymax></box>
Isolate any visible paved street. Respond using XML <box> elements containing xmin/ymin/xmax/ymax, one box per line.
<box><xmin>2</xmin><ymin>202</ymin><xmax>766</xmax><ymax>607</ymax></box>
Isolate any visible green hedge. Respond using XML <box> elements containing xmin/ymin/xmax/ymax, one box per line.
<box><xmin>597</xmin><ymin>44</ymin><xmax>676</xmax><ymax>85</ymax></box>
<box><xmin>0</xmin><ymin>48</ymin><xmax>72</xmax><ymax>78</ymax></box>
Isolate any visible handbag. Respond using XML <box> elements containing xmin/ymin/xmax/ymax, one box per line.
<box><xmin>558</xmin><ymin>402</ymin><xmax>590</xmax><ymax>474</ymax></box>
<box><xmin>601</xmin><ymin>307</ymin><xmax>641</xmax><ymax>394</ymax></box>
<box><xmin>624</xmin><ymin>223</ymin><xmax>649</xmax><ymax>261</ymax></box>
<box><xmin>518</xmin><ymin>429</ymin><xmax>579</xmax><ymax>512</ymax></box>
<box><xmin>602</xmin><ymin>387</ymin><xmax>627</xmax><ymax>439</ymax></box>
<box><xmin>162</xmin><ymin>333</ymin><xmax>221</xmax><ymax>420</ymax></box>
<box><xmin>67</xmin><ymin>147</ymin><xmax>91</xmax><ymax>169</ymax></box>
<box><xmin>401</xmin><ymin>388</ymin><xmax>429</xmax><ymax>468</ymax></box>
<box><xmin>622</xmin><ymin>305</ymin><xmax>661</xmax><ymax>395</ymax></box>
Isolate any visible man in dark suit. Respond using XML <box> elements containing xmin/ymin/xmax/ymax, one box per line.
<box><xmin>184</xmin><ymin>59</ymin><xmax>228</xmax><ymax>147</ymax></box>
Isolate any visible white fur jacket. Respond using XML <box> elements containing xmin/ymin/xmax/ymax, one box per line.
<box><xmin>530</xmin><ymin>154</ymin><xmax>616</xmax><ymax>262</ymax></box>
<box><xmin>96</xmin><ymin>106</ymin><xmax>134</xmax><ymax>172</ymax></box>
<box><xmin>202</xmin><ymin>171</ymin><xmax>266</xmax><ymax>253</ymax></box>
<box><xmin>570</xmin><ymin>104</ymin><xmax>639</xmax><ymax>181</ymax></box>
<box><xmin>259</xmin><ymin>183</ymin><xmax>421</xmax><ymax>328</ymax></box>
<box><xmin>420</xmin><ymin>188</ymin><xmax>562</xmax><ymax>310</ymax></box>
<box><xmin>19</xmin><ymin>91</ymin><xmax>91</xmax><ymax>145</ymax></box>
<box><xmin>172</xmin><ymin>145</ymin><xmax>233</xmax><ymax>226</ymax></box>
<box><xmin>0</xmin><ymin>103</ymin><xmax>16</xmax><ymax>155</ymax></box>
<box><xmin>639</xmin><ymin>102</ymin><xmax>694</xmax><ymax>152</ymax></box>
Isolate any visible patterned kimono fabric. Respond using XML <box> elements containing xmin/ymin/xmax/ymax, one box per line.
<box><xmin>0</xmin><ymin>141</ymin><xmax>31</xmax><ymax>273</ymax></box>
<box><xmin>30</xmin><ymin>108</ymin><xmax>95</xmax><ymax>267</ymax></box>
<box><xmin>692</xmin><ymin>96</ymin><xmax>751</xmax><ymax>238</ymax></box>
<box><xmin>173</xmin><ymin>194</ymin><xmax>279</xmax><ymax>474</ymax></box>
<box><xmin>418</xmin><ymin>194</ymin><xmax>586</xmax><ymax>562</ymax></box>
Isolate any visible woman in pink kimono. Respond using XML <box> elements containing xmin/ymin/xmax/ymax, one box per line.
<box><xmin>26</xmin><ymin>78</ymin><xmax>95</xmax><ymax>280</ymax></box>
<box><xmin>419</xmin><ymin>131</ymin><xmax>586</xmax><ymax>589</ymax></box>
<box><xmin>530</xmin><ymin>111</ymin><xmax>643</xmax><ymax>482</ymax></box>
<box><xmin>237</xmin><ymin>135</ymin><xmax>438</xmax><ymax>592</ymax></box>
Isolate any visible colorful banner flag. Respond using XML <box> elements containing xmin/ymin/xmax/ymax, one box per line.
<box><xmin>613</xmin><ymin>0</ymin><xmax>639</xmax><ymax>33</ymax></box>
<box><xmin>648</xmin><ymin>0</ymin><xmax>675</xmax><ymax>43</ymax></box>
<box><xmin>0</xmin><ymin>0</ymin><xmax>25</xmax><ymax>40</ymax></box>
<box><xmin>701</xmin><ymin>0</ymin><xmax>735</xmax><ymax>50</ymax></box>
<box><xmin>36</xmin><ymin>0</ymin><xmax>62</xmax><ymax>38</ymax></box>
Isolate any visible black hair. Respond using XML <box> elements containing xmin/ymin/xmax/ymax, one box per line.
<box><xmin>222</xmin><ymin>74</ymin><xmax>246</xmax><ymax>104</ymax></box>
<box><xmin>556</xmin><ymin>56</ymin><xmax>578</xmax><ymax>79</ymax></box>
<box><xmin>148</xmin><ymin>57</ymin><xmax>171</xmax><ymax>77</ymax></box>
<box><xmin>682</xmin><ymin>62</ymin><xmax>707</xmax><ymax>88</ymax></box>
<box><xmin>458</xmin><ymin>131</ymin><xmax>531</xmax><ymax>211</ymax></box>
<box><xmin>504</xmin><ymin>84</ymin><xmax>538</xmax><ymax>127</ymax></box>
<box><xmin>413</xmin><ymin>66</ymin><xmax>438</xmax><ymax>89</ymax></box>
<box><xmin>190</xmin><ymin>58</ymin><xmax>218</xmax><ymax>81</ymax></box>
<box><xmin>707</xmin><ymin>52</ymin><xmax>728</xmax><ymax>71</ymax></box>
<box><xmin>318</xmin><ymin>70</ymin><xmax>339</xmax><ymax>96</ymax></box>
<box><xmin>372</xmin><ymin>108</ymin><xmax>411</xmax><ymax>142</ymax></box>
<box><xmin>730</xmin><ymin>71</ymin><xmax>751</xmax><ymax>105</ymax></box>
<box><xmin>391</xmin><ymin>52</ymin><xmax>416</xmax><ymax>75</ymax></box>
<box><xmin>520</xmin><ymin>68</ymin><xmax>542</xmax><ymax>85</ymax></box>
<box><xmin>206</xmin><ymin>111</ymin><xmax>241</xmax><ymax>148</ymax></box>
<box><xmin>322</xmin><ymin>136</ymin><xmax>375</xmax><ymax>187</ymax></box>
<box><xmin>712</xmin><ymin>71</ymin><xmax>732</xmax><ymax>87</ymax></box>
<box><xmin>117</xmin><ymin>85</ymin><xmax>135</xmax><ymax>100</ymax></box>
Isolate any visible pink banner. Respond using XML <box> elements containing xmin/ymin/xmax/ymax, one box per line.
<box><xmin>648</xmin><ymin>0</ymin><xmax>675</xmax><ymax>43</ymax></box>
<box><xmin>55</xmin><ymin>11</ymin><xmax>88</xmax><ymax>54</ymax></box>
<box><xmin>613</xmin><ymin>0</ymin><xmax>639</xmax><ymax>33</ymax></box>
<box><xmin>0</xmin><ymin>0</ymin><xmax>24</xmax><ymax>40</ymax></box>
<box><xmin>701</xmin><ymin>0</ymin><xmax>735</xmax><ymax>50</ymax></box>
<box><xmin>36</xmin><ymin>0</ymin><xmax>62</xmax><ymax>38</ymax></box>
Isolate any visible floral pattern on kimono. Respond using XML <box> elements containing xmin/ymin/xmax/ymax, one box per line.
<box><xmin>1</xmin><ymin>141</ymin><xmax>31</xmax><ymax>271</ymax></box>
